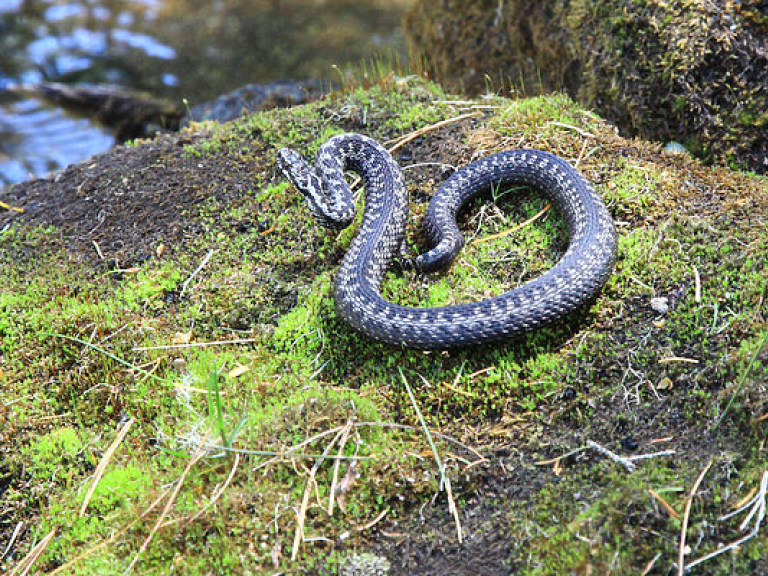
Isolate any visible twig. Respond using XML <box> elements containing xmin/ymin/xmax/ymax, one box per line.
<box><xmin>1</xmin><ymin>522</ymin><xmax>23</xmax><ymax>562</ymax></box>
<box><xmin>162</xmin><ymin>452</ymin><xmax>242</xmax><ymax>529</ymax></box>
<box><xmin>535</xmin><ymin>446</ymin><xmax>588</xmax><ymax>466</ymax></box>
<box><xmin>92</xmin><ymin>240</ymin><xmax>105</xmax><ymax>260</ymax></box>
<box><xmin>80</xmin><ymin>417</ymin><xmax>135</xmax><ymax>516</ymax></box>
<box><xmin>626</xmin><ymin>449</ymin><xmax>677</xmax><ymax>462</ymax></box>
<box><xmin>586</xmin><ymin>440</ymin><xmax>636</xmax><ymax>472</ymax></box>
<box><xmin>328</xmin><ymin>419</ymin><xmax>355</xmax><ymax>516</ymax></box>
<box><xmin>355</xmin><ymin>421</ymin><xmax>485</xmax><ymax>461</ymax></box>
<box><xmin>0</xmin><ymin>200</ymin><xmax>24</xmax><ymax>213</ymax></box>
<box><xmin>402</xmin><ymin>162</ymin><xmax>457</xmax><ymax>173</ymax></box>
<box><xmin>132</xmin><ymin>338</ymin><xmax>258</xmax><ymax>351</ymax></box>
<box><xmin>48</xmin><ymin>488</ymin><xmax>172</xmax><ymax>575</ymax></box>
<box><xmin>252</xmin><ymin>426</ymin><xmax>345</xmax><ymax>472</ymax></box>
<box><xmin>292</xmin><ymin>428</ymin><xmax>344</xmax><ymax>560</ymax></box>
<box><xmin>385</xmin><ymin>112</ymin><xmax>483</xmax><ymax>153</ymax></box>
<box><xmin>640</xmin><ymin>553</ymin><xmax>662</xmax><ymax>576</ymax></box>
<box><xmin>471</xmin><ymin>203</ymin><xmax>551</xmax><ymax>246</ymax></box>
<box><xmin>659</xmin><ymin>356</ymin><xmax>699</xmax><ymax>365</ymax></box>
<box><xmin>9</xmin><ymin>528</ymin><xmax>57</xmax><ymax>576</ymax></box>
<box><xmin>678</xmin><ymin>460</ymin><xmax>713</xmax><ymax>576</ymax></box>
<box><xmin>648</xmin><ymin>489</ymin><xmax>680</xmax><ymax>519</ymax></box>
<box><xmin>685</xmin><ymin>470</ymin><xmax>767</xmax><ymax>571</ymax></box>
<box><xmin>356</xmin><ymin>509</ymin><xmax>389</xmax><ymax>533</ymax></box>
<box><xmin>399</xmin><ymin>368</ymin><xmax>463</xmax><ymax>543</ymax></box>
<box><xmin>180</xmin><ymin>249</ymin><xmax>215</xmax><ymax>299</ymax></box>
<box><xmin>693</xmin><ymin>265</ymin><xmax>701</xmax><ymax>303</ymax></box>
<box><xmin>123</xmin><ymin>428</ymin><xmax>211</xmax><ymax>575</ymax></box>
<box><xmin>47</xmin><ymin>333</ymin><xmax>171</xmax><ymax>386</ymax></box>
<box><xmin>545</xmin><ymin>121</ymin><xmax>595</xmax><ymax>139</ymax></box>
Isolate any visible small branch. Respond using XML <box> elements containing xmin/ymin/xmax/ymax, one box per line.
<box><xmin>658</xmin><ymin>356</ymin><xmax>699</xmax><ymax>365</ymax></box>
<box><xmin>686</xmin><ymin>471</ymin><xmax>766</xmax><ymax>572</ymax></box>
<box><xmin>80</xmin><ymin>417</ymin><xmax>136</xmax><ymax>516</ymax></box>
<box><xmin>471</xmin><ymin>203</ymin><xmax>551</xmax><ymax>246</ymax></box>
<box><xmin>385</xmin><ymin>112</ymin><xmax>483</xmax><ymax>153</ymax></box>
<box><xmin>626</xmin><ymin>449</ymin><xmax>677</xmax><ymax>462</ymax></box>
<box><xmin>180</xmin><ymin>249</ymin><xmax>215</xmax><ymax>299</ymax></box>
<box><xmin>693</xmin><ymin>265</ymin><xmax>701</xmax><ymax>303</ymax></box>
<box><xmin>648</xmin><ymin>489</ymin><xmax>680</xmax><ymax>519</ymax></box>
<box><xmin>8</xmin><ymin>528</ymin><xmax>57</xmax><ymax>576</ymax></box>
<box><xmin>546</xmin><ymin>121</ymin><xmax>595</xmax><ymax>139</ymax></box>
<box><xmin>399</xmin><ymin>368</ymin><xmax>463</xmax><ymax>543</ymax></box>
<box><xmin>161</xmin><ymin>452</ymin><xmax>242</xmax><ymax>529</ymax></box>
<box><xmin>123</xmin><ymin>429</ymin><xmax>211</xmax><ymax>575</ymax></box>
<box><xmin>678</xmin><ymin>460</ymin><xmax>713</xmax><ymax>576</ymax></box>
<box><xmin>328</xmin><ymin>420</ymin><xmax>354</xmax><ymax>516</ymax></box>
<box><xmin>0</xmin><ymin>200</ymin><xmax>24</xmax><ymax>213</ymax></box>
<box><xmin>715</xmin><ymin>330</ymin><xmax>768</xmax><ymax>430</ymax></box>
<box><xmin>640</xmin><ymin>553</ymin><xmax>662</xmax><ymax>576</ymax></box>
<box><xmin>1</xmin><ymin>522</ymin><xmax>23</xmax><ymax>562</ymax></box>
<box><xmin>132</xmin><ymin>337</ymin><xmax>258</xmax><ymax>351</ymax></box>
<box><xmin>291</xmin><ymin>428</ymin><xmax>344</xmax><ymax>561</ymax></box>
<box><xmin>48</xmin><ymin>488</ymin><xmax>172</xmax><ymax>575</ymax></box>
<box><xmin>586</xmin><ymin>440</ymin><xmax>636</xmax><ymax>472</ymax></box>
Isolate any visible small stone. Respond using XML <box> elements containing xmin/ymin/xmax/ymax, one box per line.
<box><xmin>650</xmin><ymin>297</ymin><xmax>669</xmax><ymax>314</ymax></box>
<box><xmin>664</xmin><ymin>141</ymin><xmax>690</xmax><ymax>155</ymax></box>
<box><xmin>340</xmin><ymin>553</ymin><xmax>391</xmax><ymax>576</ymax></box>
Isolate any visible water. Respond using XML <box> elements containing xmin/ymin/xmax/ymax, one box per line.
<box><xmin>0</xmin><ymin>0</ymin><xmax>411</xmax><ymax>187</ymax></box>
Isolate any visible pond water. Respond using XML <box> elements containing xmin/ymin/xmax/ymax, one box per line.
<box><xmin>0</xmin><ymin>0</ymin><xmax>411</xmax><ymax>187</ymax></box>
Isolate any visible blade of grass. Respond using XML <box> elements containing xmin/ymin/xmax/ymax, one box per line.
<box><xmin>398</xmin><ymin>368</ymin><xmax>463</xmax><ymax>543</ymax></box>
<box><xmin>715</xmin><ymin>330</ymin><xmax>768</xmax><ymax>430</ymax></box>
<box><xmin>46</xmin><ymin>333</ymin><xmax>171</xmax><ymax>386</ymax></box>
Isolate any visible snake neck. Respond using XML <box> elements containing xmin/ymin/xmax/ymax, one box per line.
<box><xmin>321</xmin><ymin>135</ymin><xmax>409</xmax><ymax>303</ymax></box>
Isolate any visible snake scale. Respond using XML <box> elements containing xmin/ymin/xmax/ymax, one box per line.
<box><xmin>277</xmin><ymin>133</ymin><xmax>617</xmax><ymax>349</ymax></box>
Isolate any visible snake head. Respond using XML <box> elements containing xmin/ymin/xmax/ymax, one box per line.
<box><xmin>277</xmin><ymin>147</ymin><xmax>356</xmax><ymax>229</ymax></box>
<box><xmin>277</xmin><ymin>147</ymin><xmax>326</xmax><ymax>220</ymax></box>
<box><xmin>277</xmin><ymin>148</ymin><xmax>314</xmax><ymax>191</ymax></box>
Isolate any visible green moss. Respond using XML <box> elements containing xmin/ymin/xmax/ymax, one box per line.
<box><xmin>25</xmin><ymin>428</ymin><xmax>85</xmax><ymax>480</ymax></box>
<box><xmin>87</xmin><ymin>466</ymin><xmax>152</xmax><ymax>514</ymax></box>
<box><xmin>3</xmin><ymin>79</ymin><xmax>767</xmax><ymax>575</ymax></box>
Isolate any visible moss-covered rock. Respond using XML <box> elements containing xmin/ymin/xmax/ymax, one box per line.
<box><xmin>405</xmin><ymin>0</ymin><xmax>768</xmax><ymax>173</ymax></box>
<box><xmin>1</xmin><ymin>78</ymin><xmax>767</xmax><ymax>574</ymax></box>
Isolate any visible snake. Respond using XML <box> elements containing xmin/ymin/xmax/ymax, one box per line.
<box><xmin>277</xmin><ymin>133</ymin><xmax>617</xmax><ymax>349</ymax></box>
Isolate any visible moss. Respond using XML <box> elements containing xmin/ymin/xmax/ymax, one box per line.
<box><xmin>25</xmin><ymin>428</ymin><xmax>86</xmax><ymax>480</ymax></box>
<box><xmin>2</xmin><ymin>79</ymin><xmax>767</xmax><ymax>574</ymax></box>
<box><xmin>405</xmin><ymin>0</ymin><xmax>768</xmax><ymax>173</ymax></box>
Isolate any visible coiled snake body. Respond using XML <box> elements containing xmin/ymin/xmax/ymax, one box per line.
<box><xmin>277</xmin><ymin>133</ymin><xmax>617</xmax><ymax>349</ymax></box>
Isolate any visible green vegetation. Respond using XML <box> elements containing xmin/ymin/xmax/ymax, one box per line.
<box><xmin>1</xmin><ymin>77</ymin><xmax>766</xmax><ymax>575</ymax></box>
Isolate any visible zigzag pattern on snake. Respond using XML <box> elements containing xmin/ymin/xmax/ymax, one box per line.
<box><xmin>277</xmin><ymin>133</ymin><xmax>617</xmax><ymax>349</ymax></box>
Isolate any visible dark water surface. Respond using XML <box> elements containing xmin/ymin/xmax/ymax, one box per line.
<box><xmin>0</xmin><ymin>0</ymin><xmax>411</xmax><ymax>187</ymax></box>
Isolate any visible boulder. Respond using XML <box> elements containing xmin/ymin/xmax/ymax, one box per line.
<box><xmin>405</xmin><ymin>0</ymin><xmax>768</xmax><ymax>173</ymax></box>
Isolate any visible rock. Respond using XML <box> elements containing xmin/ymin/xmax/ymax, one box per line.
<box><xmin>650</xmin><ymin>297</ymin><xmax>669</xmax><ymax>315</ymax></box>
<box><xmin>12</xmin><ymin>79</ymin><xmax>331</xmax><ymax>142</ymax></box>
<box><xmin>405</xmin><ymin>0</ymin><xmax>768</xmax><ymax>174</ymax></box>
<box><xmin>184</xmin><ymin>78</ymin><xmax>330</xmax><ymax>125</ymax></box>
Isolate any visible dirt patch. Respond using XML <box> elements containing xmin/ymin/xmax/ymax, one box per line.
<box><xmin>1</xmin><ymin>130</ymin><xmax>265</xmax><ymax>267</ymax></box>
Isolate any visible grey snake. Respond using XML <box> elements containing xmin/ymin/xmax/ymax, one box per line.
<box><xmin>277</xmin><ymin>133</ymin><xmax>617</xmax><ymax>349</ymax></box>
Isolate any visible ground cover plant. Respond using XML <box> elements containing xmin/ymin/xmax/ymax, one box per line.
<box><xmin>1</xmin><ymin>76</ymin><xmax>767</xmax><ymax>575</ymax></box>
